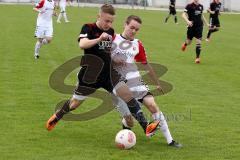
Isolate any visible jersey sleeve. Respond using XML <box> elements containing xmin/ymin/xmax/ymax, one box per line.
<box><xmin>78</xmin><ymin>24</ymin><xmax>91</xmax><ymax>42</ymax></box>
<box><xmin>135</xmin><ymin>41</ymin><xmax>147</xmax><ymax>64</ymax></box>
<box><xmin>184</xmin><ymin>4</ymin><xmax>190</xmax><ymax>13</ymax></box>
<box><xmin>210</xmin><ymin>3</ymin><xmax>214</xmax><ymax>11</ymax></box>
<box><xmin>35</xmin><ymin>0</ymin><xmax>45</xmax><ymax>9</ymax></box>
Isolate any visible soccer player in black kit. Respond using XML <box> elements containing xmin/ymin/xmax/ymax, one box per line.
<box><xmin>206</xmin><ymin>0</ymin><xmax>222</xmax><ymax>42</ymax></box>
<box><xmin>181</xmin><ymin>0</ymin><xmax>209</xmax><ymax>64</ymax></box>
<box><xmin>46</xmin><ymin>4</ymin><xmax>159</xmax><ymax>136</ymax></box>
<box><xmin>164</xmin><ymin>0</ymin><xmax>178</xmax><ymax>24</ymax></box>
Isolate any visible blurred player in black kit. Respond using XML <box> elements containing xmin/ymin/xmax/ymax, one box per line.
<box><xmin>206</xmin><ymin>0</ymin><xmax>222</xmax><ymax>42</ymax></box>
<box><xmin>181</xmin><ymin>0</ymin><xmax>209</xmax><ymax>64</ymax></box>
<box><xmin>165</xmin><ymin>0</ymin><xmax>178</xmax><ymax>24</ymax></box>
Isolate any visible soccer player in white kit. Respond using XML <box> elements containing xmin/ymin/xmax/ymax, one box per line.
<box><xmin>57</xmin><ymin>0</ymin><xmax>70</xmax><ymax>23</ymax></box>
<box><xmin>33</xmin><ymin>0</ymin><xmax>56</xmax><ymax>59</ymax></box>
<box><xmin>111</xmin><ymin>15</ymin><xmax>182</xmax><ymax>148</ymax></box>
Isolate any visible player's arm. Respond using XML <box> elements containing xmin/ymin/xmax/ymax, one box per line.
<box><xmin>67</xmin><ymin>0</ymin><xmax>71</xmax><ymax>6</ymax></box>
<box><xmin>202</xmin><ymin>14</ymin><xmax>209</xmax><ymax>27</ymax></box>
<box><xmin>141</xmin><ymin>63</ymin><xmax>164</xmax><ymax>93</ymax></box>
<box><xmin>135</xmin><ymin>41</ymin><xmax>164</xmax><ymax>93</ymax></box>
<box><xmin>207</xmin><ymin>8</ymin><xmax>215</xmax><ymax>14</ymax></box>
<box><xmin>33</xmin><ymin>0</ymin><xmax>45</xmax><ymax>13</ymax></box>
<box><xmin>53</xmin><ymin>2</ymin><xmax>58</xmax><ymax>17</ymax></box>
<box><xmin>57</xmin><ymin>0</ymin><xmax>60</xmax><ymax>8</ymax></box>
<box><xmin>182</xmin><ymin>11</ymin><xmax>193</xmax><ymax>27</ymax></box>
<box><xmin>207</xmin><ymin>3</ymin><xmax>215</xmax><ymax>14</ymax></box>
<box><xmin>79</xmin><ymin>32</ymin><xmax>110</xmax><ymax>49</ymax></box>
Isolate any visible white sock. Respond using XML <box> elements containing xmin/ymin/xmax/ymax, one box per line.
<box><xmin>57</xmin><ymin>13</ymin><xmax>62</xmax><ymax>22</ymax></box>
<box><xmin>34</xmin><ymin>41</ymin><xmax>42</xmax><ymax>56</ymax></box>
<box><xmin>63</xmin><ymin>12</ymin><xmax>69</xmax><ymax>22</ymax></box>
<box><xmin>152</xmin><ymin>112</ymin><xmax>173</xmax><ymax>144</ymax></box>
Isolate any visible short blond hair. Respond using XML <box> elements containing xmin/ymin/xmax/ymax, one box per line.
<box><xmin>100</xmin><ymin>4</ymin><xmax>115</xmax><ymax>15</ymax></box>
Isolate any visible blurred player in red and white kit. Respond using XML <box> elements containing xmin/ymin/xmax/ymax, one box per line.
<box><xmin>57</xmin><ymin>0</ymin><xmax>70</xmax><ymax>23</ymax></box>
<box><xmin>33</xmin><ymin>0</ymin><xmax>56</xmax><ymax>59</ymax></box>
<box><xmin>111</xmin><ymin>15</ymin><xmax>182</xmax><ymax>148</ymax></box>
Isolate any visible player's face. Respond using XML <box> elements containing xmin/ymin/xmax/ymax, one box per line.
<box><xmin>193</xmin><ymin>0</ymin><xmax>199</xmax><ymax>4</ymax></box>
<box><xmin>123</xmin><ymin>20</ymin><xmax>141</xmax><ymax>40</ymax></box>
<box><xmin>97</xmin><ymin>12</ymin><xmax>115</xmax><ymax>31</ymax></box>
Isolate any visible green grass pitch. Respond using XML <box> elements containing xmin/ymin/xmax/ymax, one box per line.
<box><xmin>0</xmin><ymin>4</ymin><xmax>240</xmax><ymax>160</ymax></box>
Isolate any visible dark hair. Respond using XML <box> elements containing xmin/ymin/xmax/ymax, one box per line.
<box><xmin>125</xmin><ymin>15</ymin><xmax>142</xmax><ymax>24</ymax></box>
<box><xmin>100</xmin><ymin>4</ymin><xmax>115</xmax><ymax>15</ymax></box>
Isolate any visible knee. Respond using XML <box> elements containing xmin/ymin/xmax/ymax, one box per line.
<box><xmin>147</xmin><ymin>103</ymin><xmax>159</xmax><ymax>113</ymax></box>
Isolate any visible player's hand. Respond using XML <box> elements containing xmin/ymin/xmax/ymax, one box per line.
<box><xmin>187</xmin><ymin>20</ymin><xmax>193</xmax><ymax>27</ymax></box>
<box><xmin>99</xmin><ymin>32</ymin><xmax>111</xmax><ymax>41</ymax></box>
<box><xmin>156</xmin><ymin>85</ymin><xmax>164</xmax><ymax>95</ymax></box>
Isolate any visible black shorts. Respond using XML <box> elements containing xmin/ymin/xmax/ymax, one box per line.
<box><xmin>169</xmin><ymin>7</ymin><xmax>176</xmax><ymax>15</ymax></box>
<box><xmin>138</xmin><ymin>92</ymin><xmax>153</xmax><ymax>104</ymax></box>
<box><xmin>187</xmin><ymin>27</ymin><xmax>203</xmax><ymax>40</ymax></box>
<box><xmin>74</xmin><ymin>55</ymin><xmax>124</xmax><ymax>97</ymax></box>
<box><xmin>210</xmin><ymin>17</ymin><xmax>220</xmax><ymax>28</ymax></box>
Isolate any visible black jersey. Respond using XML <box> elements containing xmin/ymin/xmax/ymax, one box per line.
<box><xmin>170</xmin><ymin>0</ymin><xmax>176</xmax><ymax>9</ymax></box>
<box><xmin>184</xmin><ymin>3</ymin><xmax>204</xmax><ymax>28</ymax></box>
<box><xmin>209</xmin><ymin>2</ymin><xmax>221</xmax><ymax>19</ymax></box>
<box><xmin>78</xmin><ymin>23</ymin><xmax>114</xmax><ymax>65</ymax></box>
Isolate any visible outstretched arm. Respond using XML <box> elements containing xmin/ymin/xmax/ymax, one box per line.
<box><xmin>141</xmin><ymin>63</ymin><xmax>164</xmax><ymax>94</ymax></box>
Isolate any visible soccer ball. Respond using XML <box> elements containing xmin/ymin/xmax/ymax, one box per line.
<box><xmin>115</xmin><ymin>129</ymin><xmax>136</xmax><ymax>149</ymax></box>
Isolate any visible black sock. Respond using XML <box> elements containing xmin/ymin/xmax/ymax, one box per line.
<box><xmin>174</xmin><ymin>16</ymin><xmax>177</xmax><ymax>23</ymax></box>
<box><xmin>207</xmin><ymin>28</ymin><xmax>219</xmax><ymax>38</ymax></box>
<box><xmin>127</xmin><ymin>99</ymin><xmax>148</xmax><ymax>132</ymax></box>
<box><xmin>56</xmin><ymin>100</ymin><xmax>71</xmax><ymax>120</ymax></box>
<box><xmin>211</xmin><ymin>28</ymin><xmax>219</xmax><ymax>33</ymax></box>
<box><xmin>196</xmin><ymin>44</ymin><xmax>201</xmax><ymax>58</ymax></box>
<box><xmin>207</xmin><ymin>30</ymin><xmax>212</xmax><ymax>39</ymax></box>
<box><xmin>122</xmin><ymin>124</ymin><xmax>131</xmax><ymax>130</ymax></box>
<box><xmin>165</xmin><ymin>15</ymin><xmax>170</xmax><ymax>23</ymax></box>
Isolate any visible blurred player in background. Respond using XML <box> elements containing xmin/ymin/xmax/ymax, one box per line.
<box><xmin>111</xmin><ymin>15</ymin><xmax>182</xmax><ymax>148</ymax></box>
<box><xmin>164</xmin><ymin>0</ymin><xmax>178</xmax><ymax>24</ymax></box>
<box><xmin>181</xmin><ymin>0</ymin><xmax>209</xmax><ymax>64</ymax></box>
<box><xmin>33</xmin><ymin>0</ymin><xmax>56</xmax><ymax>59</ymax></box>
<box><xmin>57</xmin><ymin>0</ymin><xmax>70</xmax><ymax>23</ymax></box>
<box><xmin>206</xmin><ymin>0</ymin><xmax>222</xmax><ymax>42</ymax></box>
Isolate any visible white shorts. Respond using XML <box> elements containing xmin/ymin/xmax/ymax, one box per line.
<box><xmin>127</xmin><ymin>77</ymin><xmax>150</xmax><ymax>100</ymax></box>
<box><xmin>35</xmin><ymin>26</ymin><xmax>53</xmax><ymax>38</ymax></box>
<box><xmin>112</xmin><ymin>77</ymin><xmax>150</xmax><ymax>117</ymax></box>
<box><xmin>60</xmin><ymin>5</ymin><xmax>66</xmax><ymax>12</ymax></box>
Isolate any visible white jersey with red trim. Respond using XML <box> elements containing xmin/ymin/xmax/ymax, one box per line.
<box><xmin>111</xmin><ymin>34</ymin><xmax>150</xmax><ymax>100</ymax></box>
<box><xmin>35</xmin><ymin>0</ymin><xmax>55</xmax><ymax>27</ymax></box>
<box><xmin>111</xmin><ymin>34</ymin><xmax>147</xmax><ymax>80</ymax></box>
